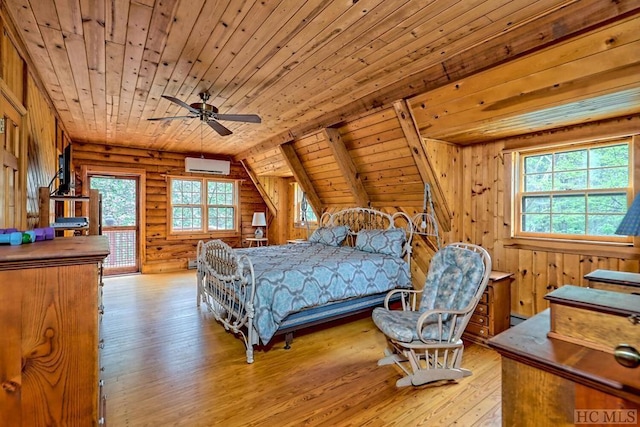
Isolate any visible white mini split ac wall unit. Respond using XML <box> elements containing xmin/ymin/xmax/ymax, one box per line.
<box><xmin>184</xmin><ymin>157</ymin><xmax>231</xmax><ymax>175</ymax></box>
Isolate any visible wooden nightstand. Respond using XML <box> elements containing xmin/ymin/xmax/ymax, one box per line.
<box><xmin>463</xmin><ymin>270</ymin><xmax>514</xmax><ymax>345</ymax></box>
<box><xmin>245</xmin><ymin>237</ymin><xmax>268</xmax><ymax>247</ymax></box>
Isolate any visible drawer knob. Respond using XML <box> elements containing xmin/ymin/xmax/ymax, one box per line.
<box><xmin>615</xmin><ymin>344</ymin><xmax>639</xmax><ymax>369</ymax></box>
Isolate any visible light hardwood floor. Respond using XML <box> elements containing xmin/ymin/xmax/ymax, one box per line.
<box><xmin>102</xmin><ymin>271</ymin><xmax>502</xmax><ymax>426</ymax></box>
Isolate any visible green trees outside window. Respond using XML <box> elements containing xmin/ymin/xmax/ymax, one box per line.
<box><xmin>519</xmin><ymin>142</ymin><xmax>630</xmax><ymax>238</ymax></box>
<box><xmin>170</xmin><ymin>177</ymin><xmax>237</xmax><ymax>233</ymax></box>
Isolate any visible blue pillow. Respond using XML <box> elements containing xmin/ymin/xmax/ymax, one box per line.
<box><xmin>308</xmin><ymin>226</ymin><xmax>349</xmax><ymax>246</ymax></box>
<box><xmin>355</xmin><ymin>228</ymin><xmax>405</xmax><ymax>257</ymax></box>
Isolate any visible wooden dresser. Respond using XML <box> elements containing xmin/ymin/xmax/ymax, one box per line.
<box><xmin>489</xmin><ymin>287</ymin><xmax>640</xmax><ymax>427</ymax></box>
<box><xmin>463</xmin><ymin>270</ymin><xmax>513</xmax><ymax>345</ymax></box>
<box><xmin>0</xmin><ymin>236</ymin><xmax>109</xmax><ymax>426</ymax></box>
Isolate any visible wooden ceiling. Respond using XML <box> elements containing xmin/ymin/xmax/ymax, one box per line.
<box><xmin>4</xmin><ymin>0</ymin><xmax>640</xmax><ymax>157</ymax></box>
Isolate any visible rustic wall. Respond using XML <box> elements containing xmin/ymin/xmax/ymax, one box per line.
<box><xmin>25</xmin><ymin>74</ymin><xmax>59</xmax><ymax>228</ymax></box>
<box><xmin>458</xmin><ymin>130</ymin><xmax>640</xmax><ymax>318</ymax></box>
<box><xmin>1</xmin><ymin>10</ymin><xmax>61</xmax><ymax>230</ymax></box>
<box><xmin>72</xmin><ymin>142</ymin><xmax>267</xmax><ymax>273</ymax></box>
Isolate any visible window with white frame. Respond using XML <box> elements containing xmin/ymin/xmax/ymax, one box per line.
<box><xmin>169</xmin><ymin>177</ymin><xmax>238</xmax><ymax>234</ymax></box>
<box><xmin>513</xmin><ymin>138</ymin><xmax>632</xmax><ymax>242</ymax></box>
<box><xmin>293</xmin><ymin>183</ymin><xmax>317</xmax><ymax>226</ymax></box>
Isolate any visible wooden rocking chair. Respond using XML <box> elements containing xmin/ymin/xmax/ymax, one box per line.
<box><xmin>372</xmin><ymin>242</ymin><xmax>492</xmax><ymax>387</ymax></box>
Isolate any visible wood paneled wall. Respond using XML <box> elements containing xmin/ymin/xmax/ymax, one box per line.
<box><xmin>25</xmin><ymin>74</ymin><xmax>57</xmax><ymax>228</ymax></box>
<box><xmin>1</xmin><ymin>9</ymin><xmax>62</xmax><ymax>229</ymax></box>
<box><xmin>241</xmin><ymin>98</ymin><xmax>639</xmax><ymax>321</ymax></box>
<box><xmin>72</xmin><ymin>142</ymin><xmax>266</xmax><ymax>273</ymax></box>
<box><xmin>458</xmin><ymin>133</ymin><xmax>640</xmax><ymax>318</ymax></box>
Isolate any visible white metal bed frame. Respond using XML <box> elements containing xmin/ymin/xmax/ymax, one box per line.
<box><xmin>196</xmin><ymin>207</ymin><xmax>414</xmax><ymax>363</ymax></box>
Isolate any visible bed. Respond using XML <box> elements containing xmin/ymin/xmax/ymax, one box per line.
<box><xmin>196</xmin><ymin>207</ymin><xmax>414</xmax><ymax>363</ymax></box>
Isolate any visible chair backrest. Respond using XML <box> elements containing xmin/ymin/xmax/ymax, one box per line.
<box><xmin>419</xmin><ymin>243</ymin><xmax>491</xmax><ymax>314</ymax></box>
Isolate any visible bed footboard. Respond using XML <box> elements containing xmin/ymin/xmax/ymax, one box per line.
<box><xmin>197</xmin><ymin>239</ymin><xmax>257</xmax><ymax>363</ymax></box>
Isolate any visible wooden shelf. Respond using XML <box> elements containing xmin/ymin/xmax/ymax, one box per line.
<box><xmin>39</xmin><ymin>187</ymin><xmax>101</xmax><ymax>235</ymax></box>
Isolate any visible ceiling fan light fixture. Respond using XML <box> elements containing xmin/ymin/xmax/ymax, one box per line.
<box><xmin>147</xmin><ymin>92</ymin><xmax>261</xmax><ymax>137</ymax></box>
<box><xmin>190</xmin><ymin>102</ymin><xmax>217</xmax><ymax>114</ymax></box>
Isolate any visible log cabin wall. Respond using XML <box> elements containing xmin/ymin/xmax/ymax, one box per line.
<box><xmin>72</xmin><ymin>142</ymin><xmax>267</xmax><ymax>273</ymax></box>
<box><xmin>1</xmin><ymin>9</ymin><xmax>63</xmax><ymax>229</ymax></box>
<box><xmin>255</xmin><ymin>175</ymin><xmax>288</xmax><ymax>244</ymax></box>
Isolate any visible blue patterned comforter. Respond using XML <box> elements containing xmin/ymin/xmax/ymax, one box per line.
<box><xmin>235</xmin><ymin>243</ymin><xmax>411</xmax><ymax>345</ymax></box>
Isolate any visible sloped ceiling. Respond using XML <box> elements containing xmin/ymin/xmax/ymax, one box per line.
<box><xmin>5</xmin><ymin>0</ymin><xmax>639</xmax><ymax>158</ymax></box>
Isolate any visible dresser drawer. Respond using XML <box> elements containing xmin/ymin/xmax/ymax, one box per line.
<box><xmin>466</xmin><ymin>271</ymin><xmax>513</xmax><ymax>345</ymax></box>
<box><xmin>470</xmin><ymin>313</ymin><xmax>488</xmax><ymax>326</ymax></box>
<box><xmin>465</xmin><ymin>321</ymin><xmax>490</xmax><ymax>339</ymax></box>
<box><xmin>474</xmin><ymin>303</ymin><xmax>488</xmax><ymax>316</ymax></box>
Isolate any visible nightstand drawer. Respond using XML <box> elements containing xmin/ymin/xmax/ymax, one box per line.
<box><xmin>474</xmin><ymin>303</ymin><xmax>488</xmax><ymax>315</ymax></box>
<box><xmin>479</xmin><ymin>292</ymin><xmax>488</xmax><ymax>304</ymax></box>
<box><xmin>465</xmin><ymin>322</ymin><xmax>489</xmax><ymax>338</ymax></box>
<box><xmin>471</xmin><ymin>313</ymin><xmax>488</xmax><ymax>326</ymax></box>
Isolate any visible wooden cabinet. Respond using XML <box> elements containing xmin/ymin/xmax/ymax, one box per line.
<box><xmin>463</xmin><ymin>270</ymin><xmax>513</xmax><ymax>345</ymax></box>
<box><xmin>0</xmin><ymin>236</ymin><xmax>109</xmax><ymax>426</ymax></box>
<box><xmin>38</xmin><ymin>187</ymin><xmax>101</xmax><ymax>235</ymax></box>
<box><xmin>489</xmin><ymin>288</ymin><xmax>640</xmax><ymax>427</ymax></box>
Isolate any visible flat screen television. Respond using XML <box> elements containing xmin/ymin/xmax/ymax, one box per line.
<box><xmin>57</xmin><ymin>144</ymin><xmax>72</xmax><ymax>195</ymax></box>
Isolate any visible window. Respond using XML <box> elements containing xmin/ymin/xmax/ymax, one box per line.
<box><xmin>169</xmin><ymin>177</ymin><xmax>238</xmax><ymax>235</ymax></box>
<box><xmin>513</xmin><ymin>139</ymin><xmax>632</xmax><ymax>242</ymax></box>
<box><xmin>293</xmin><ymin>183</ymin><xmax>317</xmax><ymax>226</ymax></box>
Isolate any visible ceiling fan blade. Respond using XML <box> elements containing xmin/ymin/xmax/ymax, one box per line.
<box><xmin>147</xmin><ymin>115</ymin><xmax>197</xmax><ymax>121</ymax></box>
<box><xmin>207</xmin><ymin>119</ymin><xmax>233</xmax><ymax>136</ymax></box>
<box><xmin>214</xmin><ymin>113</ymin><xmax>262</xmax><ymax>123</ymax></box>
<box><xmin>162</xmin><ymin>95</ymin><xmax>200</xmax><ymax>114</ymax></box>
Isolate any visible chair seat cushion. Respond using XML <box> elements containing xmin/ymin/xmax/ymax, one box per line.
<box><xmin>372</xmin><ymin>307</ymin><xmax>451</xmax><ymax>343</ymax></box>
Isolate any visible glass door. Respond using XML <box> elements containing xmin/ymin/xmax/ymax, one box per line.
<box><xmin>90</xmin><ymin>175</ymin><xmax>139</xmax><ymax>275</ymax></box>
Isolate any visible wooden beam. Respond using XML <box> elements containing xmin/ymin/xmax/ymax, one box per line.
<box><xmin>233</xmin><ymin>131</ymin><xmax>295</xmax><ymax>162</ymax></box>
<box><xmin>279</xmin><ymin>142</ymin><xmax>323</xmax><ymax>218</ymax></box>
<box><xmin>240</xmin><ymin>159</ymin><xmax>277</xmax><ymax>217</ymax></box>
<box><xmin>322</xmin><ymin>127</ymin><xmax>370</xmax><ymax>208</ymax></box>
<box><xmin>394</xmin><ymin>99</ymin><xmax>452</xmax><ymax>232</ymax></box>
<box><xmin>275</xmin><ymin>178</ymin><xmax>289</xmax><ymax>245</ymax></box>
<box><xmin>502</xmin><ymin>113</ymin><xmax>640</xmax><ymax>150</ymax></box>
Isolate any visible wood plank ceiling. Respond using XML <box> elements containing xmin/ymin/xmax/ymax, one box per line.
<box><xmin>4</xmin><ymin>0</ymin><xmax>640</xmax><ymax>159</ymax></box>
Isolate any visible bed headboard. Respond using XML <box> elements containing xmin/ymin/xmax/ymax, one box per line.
<box><xmin>319</xmin><ymin>207</ymin><xmax>414</xmax><ymax>259</ymax></box>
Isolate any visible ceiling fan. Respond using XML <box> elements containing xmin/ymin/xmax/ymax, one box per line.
<box><xmin>147</xmin><ymin>92</ymin><xmax>261</xmax><ymax>136</ymax></box>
